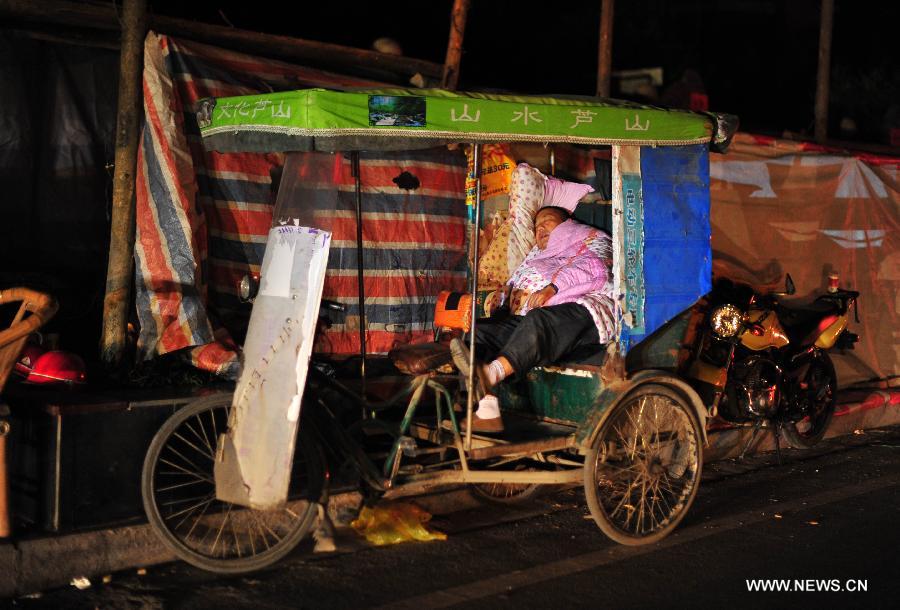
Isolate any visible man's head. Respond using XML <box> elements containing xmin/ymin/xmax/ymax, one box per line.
<box><xmin>534</xmin><ymin>206</ymin><xmax>569</xmax><ymax>249</ymax></box>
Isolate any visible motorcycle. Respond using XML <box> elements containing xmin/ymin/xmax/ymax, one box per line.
<box><xmin>689</xmin><ymin>273</ymin><xmax>859</xmax><ymax>450</ymax></box>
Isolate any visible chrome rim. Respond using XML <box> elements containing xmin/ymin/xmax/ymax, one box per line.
<box><xmin>150</xmin><ymin>402</ymin><xmax>313</xmax><ymax>562</ymax></box>
<box><xmin>593</xmin><ymin>393</ymin><xmax>699</xmax><ymax>538</ymax></box>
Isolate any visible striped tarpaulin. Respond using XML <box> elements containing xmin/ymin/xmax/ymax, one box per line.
<box><xmin>135</xmin><ymin>32</ymin><xmax>466</xmax><ymax>377</ymax></box>
<box><xmin>273</xmin><ymin>149</ymin><xmax>468</xmax><ymax>354</ymax></box>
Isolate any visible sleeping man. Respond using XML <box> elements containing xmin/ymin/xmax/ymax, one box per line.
<box><xmin>451</xmin><ymin>176</ymin><xmax>616</xmax><ymax>433</ymax></box>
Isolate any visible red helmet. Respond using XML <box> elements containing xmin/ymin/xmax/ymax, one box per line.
<box><xmin>25</xmin><ymin>351</ymin><xmax>87</xmax><ymax>385</ymax></box>
<box><xmin>14</xmin><ymin>343</ymin><xmax>46</xmax><ymax>378</ymax></box>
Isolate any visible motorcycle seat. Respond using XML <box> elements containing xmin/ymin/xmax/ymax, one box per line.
<box><xmin>776</xmin><ymin>299</ymin><xmax>842</xmax><ymax>345</ymax></box>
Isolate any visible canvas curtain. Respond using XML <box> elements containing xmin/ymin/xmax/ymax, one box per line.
<box><xmin>709</xmin><ymin>133</ymin><xmax>899</xmax><ymax>387</ymax></box>
<box><xmin>136</xmin><ymin>32</ymin><xmax>470</xmax><ymax>377</ymax></box>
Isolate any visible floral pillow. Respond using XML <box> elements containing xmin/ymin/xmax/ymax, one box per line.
<box><xmin>506</xmin><ymin>163</ymin><xmax>546</xmax><ymax>274</ymax></box>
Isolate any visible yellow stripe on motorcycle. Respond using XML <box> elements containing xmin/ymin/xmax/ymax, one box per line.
<box><xmin>687</xmin><ymin>360</ymin><xmax>728</xmax><ymax>388</ymax></box>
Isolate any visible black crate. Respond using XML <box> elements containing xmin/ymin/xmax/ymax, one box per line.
<box><xmin>5</xmin><ymin>384</ymin><xmax>231</xmax><ymax>532</ymax></box>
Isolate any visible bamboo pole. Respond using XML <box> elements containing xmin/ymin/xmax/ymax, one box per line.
<box><xmin>0</xmin><ymin>0</ymin><xmax>442</xmax><ymax>81</ymax></box>
<box><xmin>441</xmin><ymin>0</ymin><xmax>471</xmax><ymax>90</ymax></box>
<box><xmin>814</xmin><ymin>0</ymin><xmax>834</xmax><ymax>143</ymax></box>
<box><xmin>596</xmin><ymin>0</ymin><xmax>615</xmax><ymax>97</ymax></box>
<box><xmin>100</xmin><ymin>0</ymin><xmax>147</xmax><ymax>366</ymax></box>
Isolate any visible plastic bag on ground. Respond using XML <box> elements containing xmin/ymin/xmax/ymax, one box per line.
<box><xmin>350</xmin><ymin>501</ymin><xmax>447</xmax><ymax>546</ymax></box>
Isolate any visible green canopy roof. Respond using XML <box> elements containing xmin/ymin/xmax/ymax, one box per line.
<box><xmin>197</xmin><ymin>88</ymin><xmax>738</xmax><ymax>153</ymax></box>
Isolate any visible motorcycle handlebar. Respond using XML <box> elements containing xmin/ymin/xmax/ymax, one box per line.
<box><xmin>321</xmin><ymin>300</ymin><xmax>346</xmax><ymax>313</ymax></box>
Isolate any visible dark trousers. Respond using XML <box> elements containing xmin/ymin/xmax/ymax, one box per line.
<box><xmin>472</xmin><ymin>303</ymin><xmax>601</xmax><ymax>375</ymax></box>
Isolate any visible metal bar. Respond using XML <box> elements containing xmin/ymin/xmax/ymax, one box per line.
<box><xmin>0</xmin><ymin>0</ymin><xmax>443</xmax><ymax>81</ymax></box>
<box><xmin>465</xmin><ymin>143</ymin><xmax>483</xmax><ymax>451</ymax></box>
<box><xmin>100</xmin><ymin>0</ymin><xmax>147</xmax><ymax>366</ymax></box>
<box><xmin>385</xmin><ymin>467</ymin><xmax>584</xmax><ymax>497</ymax></box>
<box><xmin>382</xmin><ymin>376</ymin><xmax>428</xmax><ymax>478</ymax></box>
<box><xmin>427</xmin><ymin>380</ymin><xmax>470</xmax><ymax>471</ymax></box>
<box><xmin>351</xmin><ymin>152</ymin><xmax>367</xmax><ymax>407</ymax></box>
<box><xmin>596</xmin><ymin>0</ymin><xmax>615</xmax><ymax>97</ymax></box>
<box><xmin>0</xmin><ymin>420</ymin><xmax>10</xmax><ymax>538</ymax></box>
<box><xmin>441</xmin><ymin>0</ymin><xmax>471</xmax><ymax>90</ymax></box>
<box><xmin>52</xmin><ymin>414</ymin><xmax>62</xmax><ymax>532</ymax></box>
<box><xmin>814</xmin><ymin>0</ymin><xmax>834</xmax><ymax>143</ymax></box>
<box><xmin>469</xmin><ymin>435</ymin><xmax>576</xmax><ymax>461</ymax></box>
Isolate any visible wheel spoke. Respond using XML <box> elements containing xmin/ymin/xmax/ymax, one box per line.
<box><xmin>209</xmin><ymin>504</ymin><xmax>233</xmax><ymax>556</ymax></box>
<box><xmin>590</xmin><ymin>388</ymin><xmax>700</xmax><ymax>542</ymax></box>
<box><xmin>163</xmin><ymin>443</ymin><xmax>209</xmax><ymax>475</ymax></box>
<box><xmin>158</xmin><ymin>457</ymin><xmax>213</xmax><ymax>482</ymax></box>
<box><xmin>185</xmin><ymin>419</ymin><xmax>214</xmax><ymax>458</ymax></box>
<box><xmin>172</xmin><ymin>431</ymin><xmax>215</xmax><ymax>461</ymax></box>
<box><xmin>157</xmin><ymin>479</ymin><xmax>211</xmax><ymax>493</ymax></box>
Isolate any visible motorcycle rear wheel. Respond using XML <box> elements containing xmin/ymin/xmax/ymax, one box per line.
<box><xmin>782</xmin><ymin>352</ymin><xmax>837</xmax><ymax>449</ymax></box>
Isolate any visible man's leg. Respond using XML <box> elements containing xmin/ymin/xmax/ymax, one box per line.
<box><xmin>471</xmin><ymin>315</ymin><xmax>521</xmax><ymax>362</ymax></box>
<box><xmin>449</xmin><ymin>316</ymin><xmax>523</xmax><ymax>433</ymax></box>
<box><xmin>497</xmin><ymin>303</ymin><xmax>600</xmax><ymax>375</ymax></box>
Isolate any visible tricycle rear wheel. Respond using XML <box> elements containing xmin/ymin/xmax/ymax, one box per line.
<box><xmin>469</xmin><ymin>461</ymin><xmax>544</xmax><ymax>505</ymax></box>
<box><xmin>584</xmin><ymin>384</ymin><xmax>702</xmax><ymax>545</ymax></box>
<box><xmin>142</xmin><ymin>394</ymin><xmax>326</xmax><ymax>573</ymax></box>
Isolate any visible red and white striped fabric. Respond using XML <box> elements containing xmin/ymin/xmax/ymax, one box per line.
<box><xmin>134</xmin><ymin>32</ymin><xmax>467</xmax><ymax>377</ymax></box>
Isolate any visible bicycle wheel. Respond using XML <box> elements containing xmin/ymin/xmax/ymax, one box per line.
<box><xmin>142</xmin><ymin>394</ymin><xmax>326</xmax><ymax>573</ymax></box>
<box><xmin>470</xmin><ymin>480</ymin><xmax>544</xmax><ymax>506</ymax></box>
<box><xmin>584</xmin><ymin>384</ymin><xmax>702</xmax><ymax>545</ymax></box>
<box><xmin>469</xmin><ymin>461</ymin><xmax>546</xmax><ymax>506</ymax></box>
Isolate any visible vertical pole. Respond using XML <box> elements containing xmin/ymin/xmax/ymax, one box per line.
<box><xmin>101</xmin><ymin>0</ymin><xmax>148</xmax><ymax>366</ymax></box>
<box><xmin>465</xmin><ymin>143</ymin><xmax>483</xmax><ymax>451</ymax></box>
<box><xmin>596</xmin><ymin>0</ymin><xmax>615</xmax><ymax>97</ymax></box>
<box><xmin>814</xmin><ymin>0</ymin><xmax>834</xmax><ymax>143</ymax></box>
<box><xmin>351</xmin><ymin>153</ymin><xmax>367</xmax><ymax>404</ymax></box>
<box><xmin>441</xmin><ymin>0</ymin><xmax>471</xmax><ymax>90</ymax></box>
<box><xmin>0</xmin><ymin>421</ymin><xmax>10</xmax><ymax>538</ymax></box>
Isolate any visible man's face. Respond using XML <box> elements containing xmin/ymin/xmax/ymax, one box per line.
<box><xmin>534</xmin><ymin>208</ymin><xmax>566</xmax><ymax>249</ymax></box>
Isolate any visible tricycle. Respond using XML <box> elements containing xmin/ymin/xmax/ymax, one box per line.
<box><xmin>141</xmin><ymin>88</ymin><xmax>738</xmax><ymax>573</ymax></box>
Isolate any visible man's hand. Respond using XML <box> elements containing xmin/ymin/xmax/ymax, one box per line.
<box><xmin>525</xmin><ymin>284</ymin><xmax>557</xmax><ymax>310</ymax></box>
<box><xmin>485</xmin><ymin>285</ymin><xmax>511</xmax><ymax>315</ymax></box>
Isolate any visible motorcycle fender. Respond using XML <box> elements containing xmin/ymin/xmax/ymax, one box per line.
<box><xmin>687</xmin><ymin>360</ymin><xmax>728</xmax><ymax>388</ymax></box>
<box><xmin>576</xmin><ymin>370</ymin><xmax>709</xmax><ymax>451</ymax></box>
<box><xmin>814</xmin><ymin>313</ymin><xmax>849</xmax><ymax>349</ymax></box>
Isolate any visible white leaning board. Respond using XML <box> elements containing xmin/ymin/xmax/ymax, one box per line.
<box><xmin>215</xmin><ymin>225</ymin><xmax>331</xmax><ymax>509</ymax></box>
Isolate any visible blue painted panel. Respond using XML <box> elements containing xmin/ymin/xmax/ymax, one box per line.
<box><xmin>625</xmin><ymin>144</ymin><xmax>711</xmax><ymax>350</ymax></box>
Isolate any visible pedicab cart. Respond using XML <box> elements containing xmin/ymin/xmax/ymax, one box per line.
<box><xmin>141</xmin><ymin>88</ymin><xmax>738</xmax><ymax>572</ymax></box>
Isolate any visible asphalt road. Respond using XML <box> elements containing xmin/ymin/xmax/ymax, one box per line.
<box><xmin>11</xmin><ymin>426</ymin><xmax>900</xmax><ymax>609</ymax></box>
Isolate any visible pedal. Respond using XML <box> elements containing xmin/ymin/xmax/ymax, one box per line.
<box><xmin>398</xmin><ymin>435</ymin><xmax>418</xmax><ymax>457</ymax></box>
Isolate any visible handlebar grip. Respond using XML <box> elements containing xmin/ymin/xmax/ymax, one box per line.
<box><xmin>321</xmin><ymin>300</ymin><xmax>346</xmax><ymax>312</ymax></box>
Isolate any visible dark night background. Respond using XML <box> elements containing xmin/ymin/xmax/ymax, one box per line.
<box><xmin>151</xmin><ymin>0</ymin><xmax>899</xmax><ymax>146</ymax></box>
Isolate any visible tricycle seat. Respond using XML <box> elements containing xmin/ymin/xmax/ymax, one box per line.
<box><xmin>388</xmin><ymin>342</ymin><xmax>453</xmax><ymax>375</ymax></box>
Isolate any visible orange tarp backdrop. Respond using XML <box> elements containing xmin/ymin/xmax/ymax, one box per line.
<box><xmin>709</xmin><ymin>133</ymin><xmax>899</xmax><ymax>387</ymax></box>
